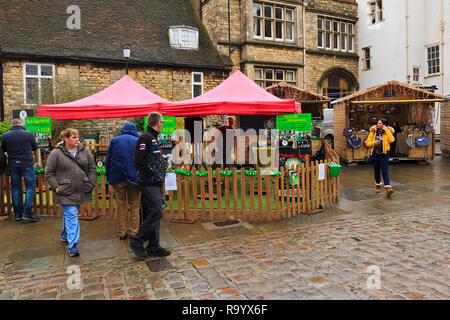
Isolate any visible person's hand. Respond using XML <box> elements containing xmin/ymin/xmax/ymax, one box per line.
<box><xmin>55</xmin><ymin>187</ymin><xmax>59</xmax><ymax>193</ymax></box>
<box><xmin>374</xmin><ymin>140</ymin><xmax>381</xmax><ymax>146</ymax></box>
<box><xmin>3</xmin><ymin>152</ymin><xmax>7</xmax><ymax>157</ymax></box>
<box><xmin>382</xmin><ymin>125</ymin><xmax>387</xmax><ymax>131</ymax></box>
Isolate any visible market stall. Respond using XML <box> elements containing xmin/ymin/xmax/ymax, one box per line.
<box><xmin>266</xmin><ymin>83</ymin><xmax>330</xmax><ymax>163</ymax></box>
<box><xmin>441</xmin><ymin>95</ymin><xmax>450</xmax><ymax>156</ymax></box>
<box><xmin>331</xmin><ymin>80</ymin><xmax>444</xmax><ymax>163</ymax></box>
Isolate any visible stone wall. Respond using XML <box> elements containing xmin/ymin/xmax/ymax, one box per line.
<box><xmin>2</xmin><ymin>59</ymin><xmax>228</xmax><ymax>139</ymax></box>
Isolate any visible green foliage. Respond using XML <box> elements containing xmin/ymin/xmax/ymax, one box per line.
<box><xmin>0</xmin><ymin>121</ymin><xmax>11</xmax><ymax>143</ymax></box>
<box><xmin>130</xmin><ymin>117</ymin><xmax>145</xmax><ymax>132</ymax></box>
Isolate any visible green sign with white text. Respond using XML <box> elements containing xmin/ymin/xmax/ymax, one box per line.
<box><xmin>25</xmin><ymin>117</ymin><xmax>51</xmax><ymax>134</ymax></box>
<box><xmin>144</xmin><ymin>116</ymin><xmax>176</xmax><ymax>134</ymax></box>
<box><xmin>276</xmin><ymin>113</ymin><xmax>311</xmax><ymax>132</ymax></box>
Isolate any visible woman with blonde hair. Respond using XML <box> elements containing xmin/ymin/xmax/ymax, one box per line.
<box><xmin>45</xmin><ymin>128</ymin><xmax>97</xmax><ymax>256</ymax></box>
<box><xmin>365</xmin><ymin>119</ymin><xmax>395</xmax><ymax>197</ymax></box>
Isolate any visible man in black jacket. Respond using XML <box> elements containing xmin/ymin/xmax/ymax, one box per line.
<box><xmin>129</xmin><ymin>112</ymin><xmax>170</xmax><ymax>258</ymax></box>
<box><xmin>1</xmin><ymin>118</ymin><xmax>39</xmax><ymax>222</ymax></box>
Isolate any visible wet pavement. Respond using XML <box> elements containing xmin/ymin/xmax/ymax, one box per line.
<box><xmin>0</xmin><ymin>151</ymin><xmax>449</xmax><ymax>300</ymax></box>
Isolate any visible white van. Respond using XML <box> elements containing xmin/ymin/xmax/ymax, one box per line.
<box><xmin>323</xmin><ymin>108</ymin><xmax>334</xmax><ymax>148</ymax></box>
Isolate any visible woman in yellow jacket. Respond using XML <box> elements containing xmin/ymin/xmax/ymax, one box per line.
<box><xmin>365</xmin><ymin>119</ymin><xmax>395</xmax><ymax>196</ymax></box>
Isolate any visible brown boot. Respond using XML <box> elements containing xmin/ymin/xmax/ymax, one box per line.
<box><xmin>385</xmin><ymin>186</ymin><xmax>394</xmax><ymax>197</ymax></box>
<box><xmin>375</xmin><ymin>184</ymin><xmax>382</xmax><ymax>193</ymax></box>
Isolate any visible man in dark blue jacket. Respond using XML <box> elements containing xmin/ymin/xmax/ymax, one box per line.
<box><xmin>1</xmin><ymin>118</ymin><xmax>39</xmax><ymax>222</ymax></box>
<box><xmin>106</xmin><ymin>122</ymin><xmax>140</xmax><ymax>240</ymax></box>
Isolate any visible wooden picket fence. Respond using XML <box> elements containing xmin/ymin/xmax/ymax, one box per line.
<box><xmin>0</xmin><ymin>159</ymin><xmax>340</xmax><ymax>222</ymax></box>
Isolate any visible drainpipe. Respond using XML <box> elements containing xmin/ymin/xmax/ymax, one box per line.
<box><xmin>440</xmin><ymin>0</ymin><xmax>444</xmax><ymax>96</ymax></box>
<box><xmin>405</xmin><ymin>0</ymin><xmax>410</xmax><ymax>84</ymax></box>
<box><xmin>0</xmin><ymin>45</ymin><xmax>4</xmax><ymax>122</ymax></box>
<box><xmin>302</xmin><ymin>2</ymin><xmax>307</xmax><ymax>89</ymax></box>
<box><xmin>228</xmin><ymin>0</ymin><xmax>231</xmax><ymax>57</ymax></box>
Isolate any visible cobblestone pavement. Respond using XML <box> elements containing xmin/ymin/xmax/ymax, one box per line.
<box><xmin>0</xmin><ymin>206</ymin><xmax>448</xmax><ymax>300</ymax></box>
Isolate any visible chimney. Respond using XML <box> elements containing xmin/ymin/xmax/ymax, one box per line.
<box><xmin>191</xmin><ymin>0</ymin><xmax>201</xmax><ymax>18</ymax></box>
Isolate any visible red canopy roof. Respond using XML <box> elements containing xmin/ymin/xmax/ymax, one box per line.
<box><xmin>159</xmin><ymin>70</ymin><xmax>301</xmax><ymax>116</ymax></box>
<box><xmin>38</xmin><ymin>75</ymin><xmax>169</xmax><ymax>120</ymax></box>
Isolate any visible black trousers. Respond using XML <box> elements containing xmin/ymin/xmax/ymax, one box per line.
<box><xmin>133</xmin><ymin>184</ymin><xmax>163</xmax><ymax>250</ymax></box>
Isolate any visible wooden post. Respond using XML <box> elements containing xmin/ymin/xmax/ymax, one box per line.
<box><xmin>240</xmin><ymin>169</ymin><xmax>246</xmax><ymax>221</ymax></box>
<box><xmin>257</xmin><ymin>168</ymin><xmax>263</xmax><ymax>221</ymax></box>
<box><xmin>249</xmin><ymin>171</ymin><xmax>255</xmax><ymax>222</ymax></box>
<box><xmin>301</xmin><ymin>163</ymin><xmax>306</xmax><ymax>214</ymax></box>
<box><xmin>315</xmin><ymin>160</ymin><xmax>320</xmax><ymax>209</ymax></box>
<box><xmin>224</xmin><ymin>170</ymin><xmax>230</xmax><ymax>221</ymax></box>
<box><xmin>200</xmin><ymin>173</ymin><xmax>207</xmax><ymax>221</ymax></box>
<box><xmin>279</xmin><ymin>167</ymin><xmax>285</xmax><ymax>219</ymax></box>
<box><xmin>216</xmin><ymin>169</ymin><xmax>223</xmax><ymax>221</ymax></box>
<box><xmin>274</xmin><ymin>172</ymin><xmax>280</xmax><ymax>221</ymax></box>
<box><xmin>296</xmin><ymin>165</ymin><xmax>301</xmax><ymax>215</ymax></box>
<box><xmin>232</xmin><ymin>168</ymin><xmax>238</xmax><ymax>221</ymax></box>
<box><xmin>192</xmin><ymin>168</ymin><xmax>198</xmax><ymax>221</ymax></box>
<box><xmin>266</xmin><ymin>172</ymin><xmax>271</xmax><ymax>222</ymax></box>
<box><xmin>208</xmin><ymin>167</ymin><xmax>214</xmax><ymax>221</ymax></box>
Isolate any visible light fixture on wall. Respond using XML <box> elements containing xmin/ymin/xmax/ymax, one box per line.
<box><xmin>122</xmin><ymin>44</ymin><xmax>131</xmax><ymax>75</ymax></box>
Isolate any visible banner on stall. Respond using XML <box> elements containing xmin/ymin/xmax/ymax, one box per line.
<box><xmin>276</xmin><ymin>114</ymin><xmax>311</xmax><ymax>132</ymax></box>
<box><xmin>25</xmin><ymin>116</ymin><xmax>51</xmax><ymax>147</ymax></box>
<box><xmin>144</xmin><ymin>116</ymin><xmax>176</xmax><ymax>134</ymax></box>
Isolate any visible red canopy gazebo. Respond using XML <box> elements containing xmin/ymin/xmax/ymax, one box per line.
<box><xmin>159</xmin><ymin>70</ymin><xmax>301</xmax><ymax>116</ymax></box>
<box><xmin>38</xmin><ymin>75</ymin><xmax>168</xmax><ymax>119</ymax></box>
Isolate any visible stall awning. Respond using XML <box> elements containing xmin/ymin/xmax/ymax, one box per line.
<box><xmin>38</xmin><ymin>75</ymin><xmax>169</xmax><ymax>120</ymax></box>
<box><xmin>159</xmin><ymin>70</ymin><xmax>300</xmax><ymax>116</ymax></box>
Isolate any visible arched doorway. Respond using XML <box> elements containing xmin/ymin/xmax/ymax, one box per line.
<box><xmin>319</xmin><ymin>67</ymin><xmax>357</xmax><ymax>101</ymax></box>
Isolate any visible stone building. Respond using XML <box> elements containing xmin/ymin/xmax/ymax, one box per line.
<box><xmin>195</xmin><ymin>0</ymin><xmax>359</xmax><ymax>98</ymax></box>
<box><xmin>0</xmin><ymin>0</ymin><xmax>231</xmax><ymax>138</ymax></box>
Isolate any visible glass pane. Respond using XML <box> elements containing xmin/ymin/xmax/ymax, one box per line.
<box><xmin>276</xmin><ymin>22</ymin><xmax>283</xmax><ymax>39</ymax></box>
<box><xmin>189</xmin><ymin>31</ymin><xmax>197</xmax><ymax>47</ymax></box>
<box><xmin>340</xmin><ymin>22</ymin><xmax>346</xmax><ymax>33</ymax></box>
<box><xmin>348</xmin><ymin>36</ymin><xmax>353</xmax><ymax>51</ymax></box>
<box><xmin>41</xmin><ymin>65</ymin><xmax>53</xmax><ymax>76</ymax></box>
<box><xmin>364</xmin><ymin>48</ymin><xmax>370</xmax><ymax>58</ymax></box>
<box><xmin>371</xmin><ymin>14</ymin><xmax>376</xmax><ymax>24</ymax></box>
<box><xmin>171</xmin><ymin>29</ymin><xmax>179</xmax><ymax>45</ymax></box>
<box><xmin>333</xmin><ymin>21</ymin><xmax>339</xmax><ymax>32</ymax></box>
<box><xmin>275</xmin><ymin>7</ymin><xmax>283</xmax><ymax>19</ymax></box>
<box><xmin>318</xmin><ymin>31</ymin><xmax>323</xmax><ymax>47</ymax></box>
<box><xmin>255</xmin><ymin>68</ymin><xmax>263</xmax><ymax>79</ymax></box>
<box><xmin>193</xmin><ymin>73</ymin><xmax>202</xmax><ymax>83</ymax></box>
<box><xmin>265</xmin><ymin>20</ymin><xmax>272</xmax><ymax>38</ymax></box>
<box><xmin>326</xmin><ymin>19</ymin><xmax>331</xmax><ymax>30</ymax></box>
<box><xmin>264</xmin><ymin>5</ymin><xmax>272</xmax><ymax>18</ymax></box>
<box><xmin>253</xmin><ymin>3</ymin><xmax>261</xmax><ymax>16</ymax></box>
<box><xmin>26</xmin><ymin>64</ymin><xmax>38</xmax><ymax>76</ymax></box>
<box><xmin>265</xmin><ymin>69</ymin><xmax>274</xmax><ymax>80</ymax></box>
<box><xmin>286</xmin><ymin>71</ymin><xmax>294</xmax><ymax>81</ymax></box>
<box><xmin>378</xmin><ymin>11</ymin><xmax>383</xmax><ymax>21</ymax></box>
<box><xmin>286</xmin><ymin>22</ymin><xmax>293</xmax><ymax>41</ymax></box>
<box><xmin>367</xmin><ymin>60</ymin><xmax>371</xmax><ymax>69</ymax></box>
<box><xmin>255</xmin><ymin>80</ymin><xmax>264</xmax><ymax>88</ymax></box>
<box><xmin>193</xmin><ymin>84</ymin><xmax>202</xmax><ymax>98</ymax></box>
<box><xmin>317</xmin><ymin>18</ymin><xmax>323</xmax><ymax>30</ymax></box>
<box><xmin>254</xmin><ymin>18</ymin><xmax>262</xmax><ymax>37</ymax></box>
<box><xmin>333</xmin><ymin>34</ymin><xmax>339</xmax><ymax>49</ymax></box>
<box><xmin>341</xmin><ymin>34</ymin><xmax>346</xmax><ymax>50</ymax></box>
<box><xmin>25</xmin><ymin>78</ymin><xmax>39</xmax><ymax>104</ymax></box>
<box><xmin>326</xmin><ymin>33</ymin><xmax>331</xmax><ymax>48</ymax></box>
<box><xmin>286</xmin><ymin>9</ymin><xmax>293</xmax><ymax>21</ymax></box>
<box><xmin>266</xmin><ymin>81</ymin><xmax>274</xmax><ymax>87</ymax></box>
<box><xmin>41</xmin><ymin>78</ymin><xmax>54</xmax><ymax>104</ymax></box>
<box><xmin>348</xmin><ymin>23</ymin><xmax>354</xmax><ymax>34</ymax></box>
<box><xmin>377</xmin><ymin>0</ymin><xmax>382</xmax><ymax>9</ymax></box>
<box><xmin>370</xmin><ymin>3</ymin><xmax>376</xmax><ymax>13</ymax></box>
<box><xmin>181</xmin><ymin>30</ymin><xmax>189</xmax><ymax>47</ymax></box>
<box><xmin>276</xmin><ymin>70</ymin><xmax>284</xmax><ymax>80</ymax></box>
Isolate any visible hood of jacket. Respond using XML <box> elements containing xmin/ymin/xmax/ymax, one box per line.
<box><xmin>120</xmin><ymin>122</ymin><xmax>139</xmax><ymax>137</ymax></box>
<box><xmin>370</xmin><ymin>125</ymin><xmax>395</xmax><ymax>134</ymax></box>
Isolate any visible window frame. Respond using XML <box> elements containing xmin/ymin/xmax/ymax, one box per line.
<box><xmin>317</xmin><ymin>16</ymin><xmax>355</xmax><ymax>53</ymax></box>
<box><xmin>253</xmin><ymin>2</ymin><xmax>295</xmax><ymax>43</ymax></box>
<box><xmin>426</xmin><ymin>45</ymin><xmax>440</xmax><ymax>75</ymax></box>
<box><xmin>169</xmin><ymin>26</ymin><xmax>199</xmax><ymax>49</ymax></box>
<box><xmin>412</xmin><ymin>66</ymin><xmax>421</xmax><ymax>83</ymax></box>
<box><xmin>192</xmin><ymin>72</ymin><xmax>204</xmax><ymax>98</ymax></box>
<box><xmin>254</xmin><ymin>66</ymin><xmax>296</xmax><ymax>88</ymax></box>
<box><xmin>23</xmin><ymin>63</ymin><xmax>55</xmax><ymax>105</ymax></box>
<box><xmin>362</xmin><ymin>47</ymin><xmax>372</xmax><ymax>71</ymax></box>
<box><xmin>368</xmin><ymin>0</ymin><xmax>384</xmax><ymax>25</ymax></box>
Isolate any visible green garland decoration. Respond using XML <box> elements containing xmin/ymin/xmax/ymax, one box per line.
<box><xmin>166</xmin><ymin>169</ymin><xmax>281</xmax><ymax>176</ymax></box>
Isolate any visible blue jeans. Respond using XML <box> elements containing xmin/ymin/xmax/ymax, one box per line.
<box><xmin>372</xmin><ymin>153</ymin><xmax>390</xmax><ymax>186</ymax></box>
<box><xmin>61</xmin><ymin>205</ymin><xmax>80</xmax><ymax>249</ymax></box>
<box><xmin>9</xmin><ymin>166</ymin><xmax>36</xmax><ymax>216</ymax></box>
